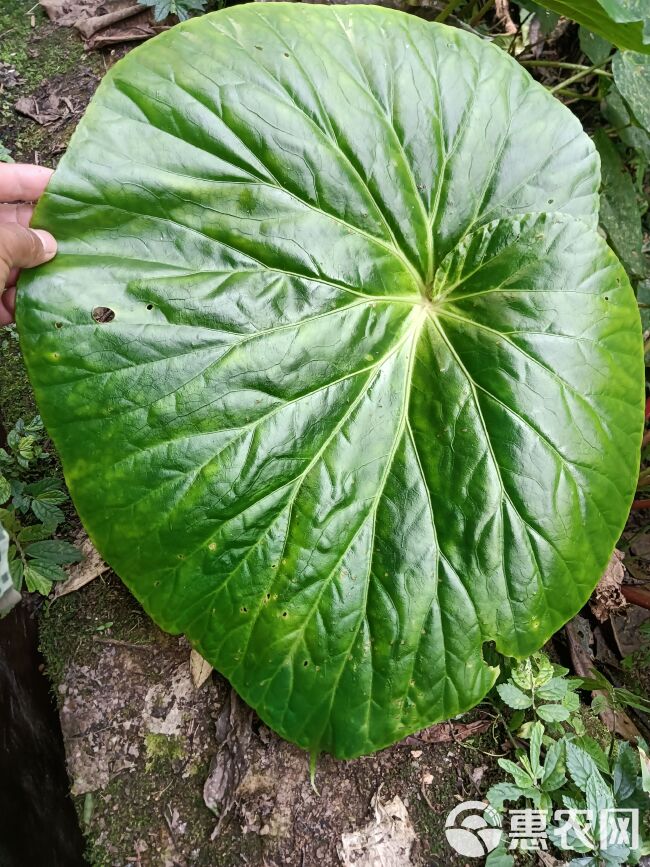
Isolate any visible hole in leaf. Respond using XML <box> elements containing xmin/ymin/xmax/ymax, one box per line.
<box><xmin>92</xmin><ymin>306</ymin><xmax>115</xmax><ymax>323</ymax></box>
<box><xmin>54</xmin><ymin>322</ymin><xmax>62</xmax><ymax>329</ymax></box>
<box><xmin>282</xmin><ymin>611</ymin><xmax>288</xmax><ymax>618</ymax></box>
<box><xmin>481</xmin><ymin>640</ymin><xmax>500</xmax><ymax>668</ymax></box>
<box><xmin>146</xmin><ymin>303</ymin><xmax>153</xmax><ymax>311</ymax></box>
<box><xmin>303</xmin><ymin>660</ymin><xmax>309</xmax><ymax>667</ymax></box>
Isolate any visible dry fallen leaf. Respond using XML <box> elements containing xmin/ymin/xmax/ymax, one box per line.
<box><xmin>590</xmin><ymin>548</ymin><xmax>627</xmax><ymax>622</ymax></box>
<box><xmin>190</xmin><ymin>648</ymin><xmax>213</xmax><ymax>689</ymax></box>
<box><xmin>55</xmin><ymin>531</ymin><xmax>108</xmax><ymax>597</ymax></box>
<box><xmin>411</xmin><ymin>718</ymin><xmax>491</xmax><ymax>744</ymax></box>
<box><xmin>38</xmin><ymin>0</ymin><xmax>159</xmax><ymax>50</ymax></box>
<box><xmin>338</xmin><ymin>788</ymin><xmax>416</xmax><ymax>867</ymax></box>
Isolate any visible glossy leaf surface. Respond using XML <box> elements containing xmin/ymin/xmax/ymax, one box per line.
<box><xmin>534</xmin><ymin>1</ymin><xmax>650</xmax><ymax>52</ymax></box>
<box><xmin>17</xmin><ymin>5</ymin><xmax>643</xmax><ymax>757</ymax></box>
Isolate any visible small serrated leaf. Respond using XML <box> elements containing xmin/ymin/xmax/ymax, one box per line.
<box><xmin>31</xmin><ymin>500</ymin><xmax>64</xmax><ymax>527</ymax></box>
<box><xmin>18</xmin><ymin>523</ymin><xmax>56</xmax><ymax>543</ymax></box>
<box><xmin>585</xmin><ymin>769</ymin><xmax>615</xmax><ymax>828</ymax></box>
<box><xmin>613</xmin><ymin>742</ymin><xmax>639</xmax><ymax>801</ymax></box>
<box><xmin>28</xmin><ymin>559</ymin><xmax>68</xmax><ymax>582</ymax></box>
<box><xmin>511</xmin><ymin>659</ymin><xmax>534</xmax><ymax>692</ymax></box>
<box><xmin>497</xmin><ymin>758</ymin><xmax>535</xmax><ymax>789</ymax></box>
<box><xmin>486</xmin><ymin>781</ymin><xmax>528</xmax><ymax>809</ymax></box>
<box><xmin>562</xmin><ymin>690</ymin><xmax>581</xmax><ymax>712</ymax></box>
<box><xmin>24</xmin><ymin>540</ymin><xmax>82</xmax><ymax>565</ymax></box>
<box><xmin>573</xmin><ymin>736</ymin><xmax>610</xmax><ymax>775</ymax></box>
<box><xmin>496</xmin><ymin>682</ymin><xmax>533</xmax><ymax>710</ymax></box>
<box><xmin>484</xmin><ymin>842</ymin><xmax>514</xmax><ymax>867</ymax></box>
<box><xmin>537</xmin><ymin>704</ymin><xmax>570</xmax><ymax>723</ymax></box>
<box><xmin>591</xmin><ymin>694</ymin><xmax>609</xmax><ymax>715</ymax></box>
<box><xmin>532</xmin><ymin>653</ymin><xmax>555</xmax><ymax>687</ymax></box>
<box><xmin>566</xmin><ymin>741</ymin><xmax>600</xmax><ymax>791</ymax></box>
<box><xmin>537</xmin><ymin>676</ymin><xmax>569</xmax><ymax>702</ymax></box>
<box><xmin>25</xmin><ymin>478</ymin><xmax>66</xmax><ymax>502</ymax></box>
<box><xmin>23</xmin><ymin>564</ymin><xmax>52</xmax><ymax>596</ymax></box>
<box><xmin>541</xmin><ymin>739</ymin><xmax>566</xmax><ymax>792</ymax></box>
<box><xmin>529</xmin><ymin>721</ymin><xmax>544</xmax><ymax>779</ymax></box>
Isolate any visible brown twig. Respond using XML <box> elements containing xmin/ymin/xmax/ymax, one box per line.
<box><xmin>621</xmin><ymin>584</ymin><xmax>650</xmax><ymax>611</ymax></box>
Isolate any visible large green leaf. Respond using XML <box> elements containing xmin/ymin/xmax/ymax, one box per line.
<box><xmin>602</xmin><ymin>85</ymin><xmax>650</xmax><ymax>161</ymax></box>
<box><xmin>17</xmin><ymin>5</ymin><xmax>643</xmax><ymax>758</ymax></box>
<box><xmin>613</xmin><ymin>49</ymin><xmax>650</xmax><ymax>131</ymax></box>
<box><xmin>593</xmin><ymin>129</ymin><xmax>647</xmax><ymax>278</ymax></box>
<box><xmin>533</xmin><ymin>1</ymin><xmax>650</xmax><ymax>52</ymax></box>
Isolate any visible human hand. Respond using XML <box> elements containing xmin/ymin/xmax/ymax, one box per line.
<box><xmin>0</xmin><ymin>164</ymin><xmax>57</xmax><ymax>326</ymax></box>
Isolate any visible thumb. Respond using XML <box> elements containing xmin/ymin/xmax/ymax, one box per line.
<box><xmin>0</xmin><ymin>223</ymin><xmax>57</xmax><ymax>289</ymax></box>
<box><xmin>0</xmin><ymin>224</ymin><xmax>56</xmax><ymax>325</ymax></box>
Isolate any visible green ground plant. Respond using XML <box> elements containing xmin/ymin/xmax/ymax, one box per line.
<box><xmin>488</xmin><ymin>652</ymin><xmax>650</xmax><ymax>866</ymax></box>
<box><xmin>0</xmin><ymin>415</ymin><xmax>81</xmax><ymax>598</ymax></box>
<box><xmin>138</xmin><ymin>0</ymin><xmax>207</xmax><ymax>22</ymax></box>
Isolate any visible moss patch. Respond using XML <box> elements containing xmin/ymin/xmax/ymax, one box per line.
<box><xmin>144</xmin><ymin>733</ymin><xmax>186</xmax><ymax>770</ymax></box>
<box><xmin>0</xmin><ymin>329</ymin><xmax>37</xmax><ymax>428</ymax></box>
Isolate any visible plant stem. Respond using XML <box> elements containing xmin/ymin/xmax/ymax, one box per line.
<box><xmin>469</xmin><ymin>0</ymin><xmax>494</xmax><ymax>25</ymax></box>
<box><xmin>554</xmin><ymin>88</ymin><xmax>600</xmax><ymax>102</ymax></box>
<box><xmin>520</xmin><ymin>60</ymin><xmax>613</xmax><ymax>78</ymax></box>
<box><xmin>549</xmin><ymin>57</ymin><xmax>611</xmax><ymax>94</ymax></box>
<box><xmin>621</xmin><ymin>584</ymin><xmax>650</xmax><ymax>611</ymax></box>
<box><xmin>508</xmin><ymin>11</ymin><xmax>534</xmax><ymax>56</ymax></box>
<box><xmin>435</xmin><ymin>0</ymin><xmax>466</xmax><ymax>22</ymax></box>
<box><xmin>496</xmin><ymin>707</ymin><xmax>520</xmax><ymax>750</ymax></box>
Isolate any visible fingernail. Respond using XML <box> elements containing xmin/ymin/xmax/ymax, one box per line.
<box><xmin>32</xmin><ymin>229</ymin><xmax>57</xmax><ymax>258</ymax></box>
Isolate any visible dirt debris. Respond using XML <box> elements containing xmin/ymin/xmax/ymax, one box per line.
<box><xmin>39</xmin><ymin>0</ymin><xmax>163</xmax><ymax>49</ymax></box>
<box><xmin>338</xmin><ymin>789</ymin><xmax>417</xmax><ymax>867</ymax></box>
<box><xmin>42</xmin><ymin>573</ymin><xmax>500</xmax><ymax>865</ymax></box>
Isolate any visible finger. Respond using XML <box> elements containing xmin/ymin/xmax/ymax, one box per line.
<box><xmin>0</xmin><ymin>224</ymin><xmax>56</xmax><ymax>291</ymax></box>
<box><xmin>0</xmin><ymin>164</ymin><xmax>53</xmax><ymax>203</ymax></box>
<box><xmin>0</xmin><ymin>202</ymin><xmax>34</xmax><ymax>227</ymax></box>
<box><xmin>0</xmin><ymin>288</ymin><xmax>16</xmax><ymax>326</ymax></box>
<box><xmin>5</xmin><ymin>267</ymin><xmax>19</xmax><ymax>288</ymax></box>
